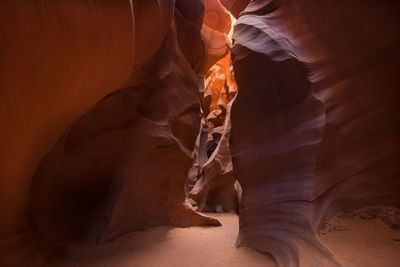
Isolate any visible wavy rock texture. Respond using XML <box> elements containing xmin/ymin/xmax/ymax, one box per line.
<box><xmin>190</xmin><ymin>99</ymin><xmax>238</xmax><ymax>213</ymax></box>
<box><xmin>188</xmin><ymin>5</ymin><xmax>240</xmax><ymax>213</ymax></box>
<box><xmin>175</xmin><ymin>0</ymin><xmax>205</xmax><ymax>29</ymax></box>
<box><xmin>1</xmin><ymin>0</ymin><xmax>400</xmax><ymax>266</ymax></box>
<box><xmin>1</xmin><ymin>1</ymin><xmax>225</xmax><ymax>264</ymax></box>
<box><xmin>29</xmin><ymin>22</ymin><xmax>220</xmax><ymax>249</ymax></box>
<box><xmin>27</xmin><ymin>3</ymin><xmax>225</xmax><ymax>253</ymax></box>
<box><xmin>219</xmin><ymin>0</ymin><xmax>250</xmax><ymax>18</ymax></box>
<box><xmin>190</xmin><ymin>53</ymin><xmax>240</xmax><ymax>213</ymax></box>
<box><xmin>0</xmin><ymin>0</ymin><xmax>176</xmax><ymax>233</ymax></box>
<box><xmin>174</xmin><ymin>0</ymin><xmax>205</xmax><ymax>73</ymax></box>
<box><xmin>202</xmin><ymin>54</ymin><xmax>238</xmax><ymax>129</ymax></box>
<box><xmin>230</xmin><ymin>0</ymin><xmax>400</xmax><ymax>266</ymax></box>
<box><xmin>200</xmin><ymin>0</ymin><xmax>232</xmax><ymax>73</ymax></box>
<box><xmin>0</xmin><ymin>0</ymin><xmax>134</xmax><ymax>232</ymax></box>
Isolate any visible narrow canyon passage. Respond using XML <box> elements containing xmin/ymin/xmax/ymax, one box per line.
<box><xmin>1</xmin><ymin>1</ymin><xmax>400</xmax><ymax>267</ymax></box>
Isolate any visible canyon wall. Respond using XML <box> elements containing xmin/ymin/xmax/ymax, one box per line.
<box><xmin>229</xmin><ymin>0</ymin><xmax>400</xmax><ymax>266</ymax></box>
<box><xmin>0</xmin><ymin>0</ymin><xmax>224</xmax><ymax>259</ymax></box>
<box><xmin>219</xmin><ymin>0</ymin><xmax>250</xmax><ymax>18</ymax></box>
<box><xmin>0</xmin><ymin>0</ymin><xmax>135</xmax><ymax>231</ymax></box>
<box><xmin>0</xmin><ymin>0</ymin><xmax>180</xmax><ymax>232</ymax></box>
<box><xmin>29</xmin><ymin>20</ymin><xmax>221</xmax><ymax>250</ymax></box>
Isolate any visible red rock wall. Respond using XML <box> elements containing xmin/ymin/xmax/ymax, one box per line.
<box><xmin>0</xmin><ymin>0</ymin><xmax>222</xmax><ymax>257</ymax></box>
<box><xmin>0</xmin><ymin>0</ymin><xmax>137</xmax><ymax>232</ymax></box>
<box><xmin>219</xmin><ymin>0</ymin><xmax>250</xmax><ymax>18</ymax></box>
<box><xmin>230</xmin><ymin>0</ymin><xmax>400</xmax><ymax>265</ymax></box>
<box><xmin>200</xmin><ymin>0</ymin><xmax>232</xmax><ymax>73</ymax></box>
<box><xmin>29</xmin><ymin>20</ymin><xmax>221</xmax><ymax>248</ymax></box>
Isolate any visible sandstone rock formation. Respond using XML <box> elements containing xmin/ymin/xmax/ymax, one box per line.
<box><xmin>202</xmin><ymin>54</ymin><xmax>238</xmax><ymax>129</ymax></box>
<box><xmin>1</xmin><ymin>0</ymin><xmax>222</xmax><ymax>260</ymax></box>
<box><xmin>0</xmin><ymin>0</ymin><xmax>136</xmax><ymax>232</ymax></box>
<box><xmin>190</xmin><ymin>52</ymin><xmax>240</xmax><ymax>213</ymax></box>
<box><xmin>188</xmin><ymin>4</ymin><xmax>240</xmax><ymax>213</ymax></box>
<box><xmin>229</xmin><ymin>0</ymin><xmax>400</xmax><ymax>266</ymax></box>
<box><xmin>1</xmin><ymin>0</ymin><xmax>400</xmax><ymax>266</ymax></box>
<box><xmin>29</xmin><ymin>20</ymin><xmax>220</xmax><ymax>250</ymax></box>
<box><xmin>219</xmin><ymin>0</ymin><xmax>250</xmax><ymax>18</ymax></box>
<box><xmin>190</xmin><ymin>97</ymin><xmax>239</xmax><ymax>213</ymax></box>
<box><xmin>200</xmin><ymin>0</ymin><xmax>232</xmax><ymax>73</ymax></box>
<box><xmin>174</xmin><ymin>0</ymin><xmax>205</xmax><ymax>73</ymax></box>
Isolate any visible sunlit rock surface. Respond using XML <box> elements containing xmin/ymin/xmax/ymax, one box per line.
<box><xmin>200</xmin><ymin>0</ymin><xmax>232</xmax><ymax>74</ymax></box>
<box><xmin>189</xmin><ymin>8</ymin><xmax>239</xmax><ymax>213</ymax></box>
<box><xmin>229</xmin><ymin>0</ymin><xmax>400</xmax><ymax>266</ymax></box>
<box><xmin>202</xmin><ymin>54</ymin><xmax>238</xmax><ymax>129</ymax></box>
<box><xmin>190</xmin><ymin>54</ymin><xmax>239</xmax><ymax>213</ymax></box>
<box><xmin>190</xmin><ymin>98</ymin><xmax>239</xmax><ymax>213</ymax></box>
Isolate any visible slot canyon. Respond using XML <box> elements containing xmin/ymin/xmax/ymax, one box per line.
<box><xmin>0</xmin><ymin>0</ymin><xmax>399</xmax><ymax>266</ymax></box>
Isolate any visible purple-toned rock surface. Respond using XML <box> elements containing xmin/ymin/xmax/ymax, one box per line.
<box><xmin>190</xmin><ymin>97</ymin><xmax>239</xmax><ymax>213</ymax></box>
<box><xmin>230</xmin><ymin>0</ymin><xmax>400</xmax><ymax>265</ymax></box>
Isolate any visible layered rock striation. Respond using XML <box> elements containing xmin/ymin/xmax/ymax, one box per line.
<box><xmin>1</xmin><ymin>1</ymin><xmax>223</xmax><ymax>261</ymax></box>
<box><xmin>229</xmin><ymin>0</ymin><xmax>400</xmax><ymax>266</ymax></box>
<box><xmin>188</xmin><ymin>1</ymin><xmax>240</xmax><ymax>213</ymax></box>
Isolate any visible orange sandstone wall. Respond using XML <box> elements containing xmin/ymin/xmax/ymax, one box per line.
<box><xmin>0</xmin><ymin>0</ymin><xmax>138</xmax><ymax>231</ymax></box>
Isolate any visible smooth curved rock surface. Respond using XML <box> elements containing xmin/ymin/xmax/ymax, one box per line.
<box><xmin>186</xmin><ymin>1</ymin><xmax>239</xmax><ymax>214</ymax></box>
<box><xmin>219</xmin><ymin>0</ymin><xmax>250</xmax><ymax>18</ymax></box>
<box><xmin>28</xmin><ymin>7</ymin><xmax>222</xmax><ymax>253</ymax></box>
<box><xmin>174</xmin><ymin>0</ymin><xmax>206</xmax><ymax>73</ymax></box>
<box><xmin>190</xmin><ymin>97</ymin><xmax>238</xmax><ymax>213</ymax></box>
<box><xmin>230</xmin><ymin>0</ymin><xmax>400</xmax><ymax>266</ymax></box>
<box><xmin>200</xmin><ymin>0</ymin><xmax>232</xmax><ymax>74</ymax></box>
<box><xmin>203</xmin><ymin>54</ymin><xmax>238</xmax><ymax>128</ymax></box>
<box><xmin>0</xmin><ymin>0</ymin><xmax>138</xmax><ymax>232</ymax></box>
<box><xmin>190</xmin><ymin>28</ymin><xmax>239</xmax><ymax>213</ymax></box>
<box><xmin>1</xmin><ymin>0</ymin><xmax>223</xmax><ymax>259</ymax></box>
<box><xmin>175</xmin><ymin>0</ymin><xmax>205</xmax><ymax>29</ymax></box>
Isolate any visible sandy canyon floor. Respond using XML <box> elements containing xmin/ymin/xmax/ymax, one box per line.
<box><xmin>2</xmin><ymin>207</ymin><xmax>399</xmax><ymax>266</ymax></box>
<box><xmin>63</xmin><ymin>207</ymin><xmax>400</xmax><ymax>267</ymax></box>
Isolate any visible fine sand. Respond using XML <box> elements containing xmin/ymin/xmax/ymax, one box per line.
<box><xmin>77</xmin><ymin>213</ymin><xmax>273</xmax><ymax>267</ymax></box>
<box><xmin>6</xmin><ymin>207</ymin><xmax>398</xmax><ymax>266</ymax></box>
<box><xmin>71</xmin><ymin>207</ymin><xmax>400</xmax><ymax>267</ymax></box>
<box><xmin>319</xmin><ymin>207</ymin><xmax>400</xmax><ymax>267</ymax></box>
